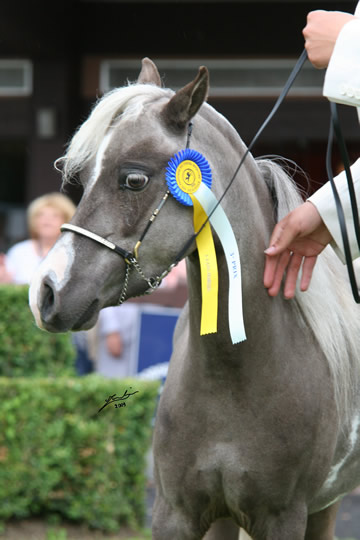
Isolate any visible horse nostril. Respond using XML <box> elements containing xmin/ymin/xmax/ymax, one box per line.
<box><xmin>37</xmin><ymin>277</ymin><xmax>70</xmax><ymax>333</ymax></box>
<box><xmin>43</xmin><ymin>283</ymin><xmax>54</xmax><ymax>310</ymax></box>
<box><xmin>40</xmin><ymin>280</ymin><xmax>56</xmax><ymax>322</ymax></box>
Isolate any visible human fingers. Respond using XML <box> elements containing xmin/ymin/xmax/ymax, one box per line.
<box><xmin>283</xmin><ymin>253</ymin><xmax>303</xmax><ymax>299</ymax></box>
<box><xmin>299</xmin><ymin>255</ymin><xmax>317</xmax><ymax>291</ymax></box>
<box><xmin>303</xmin><ymin>10</ymin><xmax>325</xmax><ymax>40</ymax></box>
<box><xmin>303</xmin><ymin>10</ymin><xmax>355</xmax><ymax>68</ymax></box>
<box><xmin>267</xmin><ymin>250</ymin><xmax>291</xmax><ymax>297</ymax></box>
<box><xmin>303</xmin><ymin>11</ymin><xmax>325</xmax><ymax>68</ymax></box>
<box><xmin>265</xmin><ymin>218</ymin><xmax>298</xmax><ymax>257</ymax></box>
<box><xmin>263</xmin><ymin>252</ymin><xmax>279</xmax><ymax>289</ymax></box>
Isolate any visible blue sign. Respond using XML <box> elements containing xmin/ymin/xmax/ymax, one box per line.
<box><xmin>136</xmin><ymin>305</ymin><xmax>181</xmax><ymax>382</ymax></box>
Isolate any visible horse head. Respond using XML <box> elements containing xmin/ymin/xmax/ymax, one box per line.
<box><xmin>29</xmin><ymin>58</ymin><xmax>210</xmax><ymax>332</ymax></box>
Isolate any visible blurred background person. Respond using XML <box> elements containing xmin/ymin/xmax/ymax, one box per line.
<box><xmin>93</xmin><ymin>259</ymin><xmax>188</xmax><ymax>378</ymax></box>
<box><xmin>92</xmin><ymin>303</ymin><xmax>140</xmax><ymax>378</ymax></box>
<box><xmin>0</xmin><ymin>192</ymin><xmax>75</xmax><ymax>284</ymax></box>
<box><xmin>0</xmin><ymin>192</ymin><xmax>94</xmax><ymax>375</ymax></box>
<box><xmin>0</xmin><ymin>192</ymin><xmax>188</xmax><ymax>378</ymax></box>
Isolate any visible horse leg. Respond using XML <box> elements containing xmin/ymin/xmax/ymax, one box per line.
<box><xmin>304</xmin><ymin>501</ymin><xmax>341</xmax><ymax>540</ymax></box>
<box><xmin>249</xmin><ymin>503</ymin><xmax>307</xmax><ymax>540</ymax></box>
<box><xmin>153</xmin><ymin>502</ymin><xmax>244</xmax><ymax>540</ymax></box>
<box><xmin>152</xmin><ymin>494</ymin><xmax>203</xmax><ymax>540</ymax></box>
<box><xmin>202</xmin><ymin>518</ymin><xmax>239</xmax><ymax>540</ymax></box>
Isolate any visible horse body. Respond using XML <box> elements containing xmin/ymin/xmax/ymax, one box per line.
<box><xmin>29</xmin><ymin>59</ymin><xmax>360</xmax><ymax>539</ymax></box>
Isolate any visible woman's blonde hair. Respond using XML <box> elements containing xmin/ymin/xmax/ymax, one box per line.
<box><xmin>27</xmin><ymin>193</ymin><xmax>76</xmax><ymax>239</ymax></box>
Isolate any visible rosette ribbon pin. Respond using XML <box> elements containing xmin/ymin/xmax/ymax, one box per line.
<box><xmin>166</xmin><ymin>149</ymin><xmax>246</xmax><ymax>344</ymax></box>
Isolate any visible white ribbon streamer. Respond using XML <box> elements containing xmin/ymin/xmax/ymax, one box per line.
<box><xmin>192</xmin><ymin>182</ymin><xmax>246</xmax><ymax>344</ymax></box>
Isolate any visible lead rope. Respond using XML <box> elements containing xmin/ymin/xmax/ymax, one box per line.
<box><xmin>64</xmin><ymin>50</ymin><xmax>360</xmax><ymax>305</ymax></box>
<box><xmin>326</xmin><ymin>101</ymin><xmax>360</xmax><ymax>303</ymax></box>
<box><xmin>171</xmin><ymin>49</ymin><xmax>309</xmax><ymax>266</ymax></box>
<box><xmin>173</xmin><ymin>51</ymin><xmax>360</xmax><ymax>304</ymax></box>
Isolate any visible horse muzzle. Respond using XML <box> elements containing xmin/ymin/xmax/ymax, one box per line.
<box><xmin>30</xmin><ymin>274</ymin><xmax>100</xmax><ymax>333</ymax></box>
<box><xmin>29</xmin><ymin>233</ymin><xmax>102</xmax><ymax>333</ymax></box>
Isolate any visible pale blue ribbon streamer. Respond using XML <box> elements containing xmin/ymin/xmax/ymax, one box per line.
<box><xmin>192</xmin><ymin>182</ymin><xmax>246</xmax><ymax>344</ymax></box>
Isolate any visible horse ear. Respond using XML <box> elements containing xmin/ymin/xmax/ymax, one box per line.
<box><xmin>137</xmin><ymin>57</ymin><xmax>162</xmax><ymax>86</ymax></box>
<box><xmin>162</xmin><ymin>66</ymin><xmax>209</xmax><ymax>130</ymax></box>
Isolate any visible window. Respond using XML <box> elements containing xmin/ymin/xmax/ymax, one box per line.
<box><xmin>0</xmin><ymin>60</ymin><xmax>33</xmax><ymax>96</ymax></box>
<box><xmin>100</xmin><ymin>58</ymin><xmax>324</xmax><ymax>98</ymax></box>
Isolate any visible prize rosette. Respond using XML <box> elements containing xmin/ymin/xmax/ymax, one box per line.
<box><xmin>165</xmin><ymin>148</ymin><xmax>246</xmax><ymax>344</ymax></box>
<box><xmin>166</xmin><ymin>149</ymin><xmax>212</xmax><ymax>206</ymax></box>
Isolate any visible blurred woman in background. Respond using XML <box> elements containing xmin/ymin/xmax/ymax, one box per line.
<box><xmin>0</xmin><ymin>192</ymin><xmax>75</xmax><ymax>284</ymax></box>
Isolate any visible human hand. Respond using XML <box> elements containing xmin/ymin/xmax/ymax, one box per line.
<box><xmin>0</xmin><ymin>254</ymin><xmax>13</xmax><ymax>284</ymax></box>
<box><xmin>263</xmin><ymin>201</ymin><xmax>332</xmax><ymax>298</ymax></box>
<box><xmin>303</xmin><ymin>10</ymin><xmax>355</xmax><ymax>68</ymax></box>
<box><xmin>105</xmin><ymin>332</ymin><xmax>123</xmax><ymax>357</ymax></box>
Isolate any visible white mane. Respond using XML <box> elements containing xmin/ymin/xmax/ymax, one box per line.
<box><xmin>58</xmin><ymin>84</ymin><xmax>172</xmax><ymax>183</ymax></box>
<box><xmin>258</xmin><ymin>158</ymin><xmax>360</xmax><ymax>420</ymax></box>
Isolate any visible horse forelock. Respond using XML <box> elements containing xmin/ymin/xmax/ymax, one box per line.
<box><xmin>258</xmin><ymin>157</ymin><xmax>360</xmax><ymax>421</ymax></box>
<box><xmin>59</xmin><ymin>84</ymin><xmax>173</xmax><ymax>184</ymax></box>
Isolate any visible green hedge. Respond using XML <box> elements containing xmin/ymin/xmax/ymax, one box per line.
<box><xmin>0</xmin><ymin>376</ymin><xmax>159</xmax><ymax>531</ymax></box>
<box><xmin>0</xmin><ymin>285</ymin><xmax>159</xmax><ymax>531</ymax></box>
<box><xmin>0</xmin><ymin>285</ymin><xmax>75</xmax><ymax>377</ymax></box>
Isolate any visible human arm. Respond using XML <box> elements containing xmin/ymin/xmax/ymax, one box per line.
<box><xmin>99</xmin><ymin>306</ymin><xmax>124</xmax><ymax>358</ymax></box>
<box><xmin>308</xmin><ymin>159</ymin><xmax>360</xmax><ymax>262</ymax></box>
<box><xmin>0</xmin><ymin>254</ymin><xmax>14</xmax><ymax>283</ymax></box>
<box><xmin>264</xmin><ymin>159</ymin><xmax>360</xmax><ymax>297</ymax></box>
<box><xmin>105</xmin><ymin>332</ymin><xmax>123</xmax><ymax>357</ymax></box>
<box><xmin>323</xmin><ymin>15</ymin><xmax>360</xmax><ymax>107</ymax></box>
<box><xmin>264</xmin><ymin>7</ymin><xmax>360</xmax><ymax>298</ymax></box>
<box><xmin>304</xmin><ymin>8</ymin><xmax>360</xmax><ymax>108</ymax></box>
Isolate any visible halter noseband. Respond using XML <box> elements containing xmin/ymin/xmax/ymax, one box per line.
<box><xmin>60</xmin><ymin>224</ymin><xmax>134</xmax><ymax>262</ymax></box>
<box><xmin>60</xmin><ymin>218</ymin><xmax>178</xmax><ymax>305</ymax></box>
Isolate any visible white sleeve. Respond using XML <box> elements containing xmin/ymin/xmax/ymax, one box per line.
<box><xmin>5</xmin><ymin>241</ymin><xmax>36</xmax><ymax>284</ymax></box>
<box><xmin>98</xmin><ymin>306</ymin><xmax>122</xmax><ymax>336</ymax></box>
<box><xmin>312</xmin><ymin>7</ymin><xmax>360</xmax><ymax>262</ymax></box>
<box><xmin>98</xmin><ymin>304</ymin><xmax>139</xmax><ymax>336</ymax></box>
<box><xmin>309</xmin><ymin>158</ymin><xmax>360</xmax><ymax>262</ymax></box>
<box><xmin>323</xmin><ymin>17</ymin><xmax>360</xmax><ymax>113</ymax></box>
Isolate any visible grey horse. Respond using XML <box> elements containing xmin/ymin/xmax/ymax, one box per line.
<box><xmin>30</xmin><ymin>58</ymin><xmax>360</xmax><ymax>539</ymax></box>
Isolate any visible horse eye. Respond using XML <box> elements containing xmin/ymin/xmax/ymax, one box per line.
<box><xmin>124</xmin><ymin>173</ymin><xmax>149</xmax><ymax>191</ymax></box>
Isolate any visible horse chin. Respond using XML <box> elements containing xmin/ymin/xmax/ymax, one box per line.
<box><xmin>39</xmin><ymin>298</ymin><xmax>100</xmax><ymax>334</ymax></box>
<box><xmin>71</xmin><ymin>299</ymin><xmax>100</xmax><ymax>331</ymax></box>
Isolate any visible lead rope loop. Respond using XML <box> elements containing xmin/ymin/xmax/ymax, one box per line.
<box><xmin>326</xmin><ymin>102</ymin><xmax>360</xmax><ymax>303</ymax></box>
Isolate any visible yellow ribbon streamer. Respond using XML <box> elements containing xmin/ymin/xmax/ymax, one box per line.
<box><xmin>190</xmin><ymin>194</ymin><xmax>218</xmax><ymax>335</ymax></box>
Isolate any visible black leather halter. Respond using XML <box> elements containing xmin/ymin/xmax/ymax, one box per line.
<box><xmin>61</xmin><ymin>49</ymin><xmax>360</xmax><ymax>303</ymax></box>
<box><xmin>60</xmin><ymin>123</ymin><xmax>194</xmax><ymax>303</ymax></box>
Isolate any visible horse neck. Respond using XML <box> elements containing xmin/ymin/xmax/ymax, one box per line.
<box><xmin>185</xmin><ymin>112</ymin><xmax>277</xmax><ymax>350</ymax></box>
